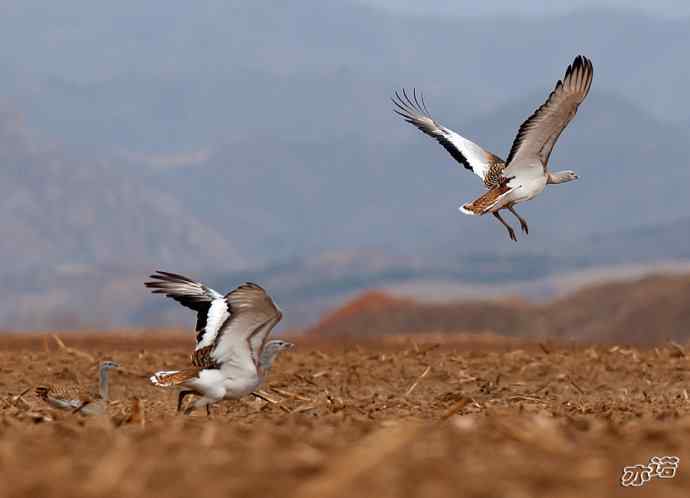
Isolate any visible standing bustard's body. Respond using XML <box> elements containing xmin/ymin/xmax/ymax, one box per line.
<box><xmin>35</xmin><ymin>361</ymin><xmax>119</xmax><ymax>415</ymax></box>
<box><xmin>393</xmin><ymin>55</ymin><xmax>593</xmax><ymax>241</ymax></box>
<box><xmin>145</xmin><ymin>271</ymin><xmax>284</xmax><ymax>415</ymax></box>
<box><xmin>176</xmin><ymin>338</ymin><xmax>294</xmax><ymax>412</ymax></box>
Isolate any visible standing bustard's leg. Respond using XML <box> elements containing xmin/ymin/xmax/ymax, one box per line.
<box><xmin>493</xmin><ymin>211</ymin><xmax>517</xmax><ymax>242</ymax></box>
<box><xmin>177</xmin><ymin>390</ymin><xmax>194</xmax><ymax>413</ymax></box>
<box><xmin>184</xmin><ymin>396</ymin><xmax>213</xmax><ymax>416</ymax></box>
<box><xmin>507</xmin><ymin>205</ymin><xmax>529</xmax><ymax>235</ymax></box>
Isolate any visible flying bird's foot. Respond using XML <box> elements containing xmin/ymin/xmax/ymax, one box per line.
<box><xmin>507</xmin><ymin>227</ymin><xmax>517</xmax><ymax>242</ymax></box>
<box><xmin>519</xmin><ymin>220</ymin><xmax>529</xmax><ymax>235</ymax></box>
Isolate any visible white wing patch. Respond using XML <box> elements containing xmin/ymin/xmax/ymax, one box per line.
<box><xmin>197</xmin><ymin>298</ymin><xmax>230</xmax><ymax>350</ymax></box>
<box><xmin>393</xmin><ymin>88</ymin><xmax>505</xmax><ymax>186</ymax></box>
<box><xmin>443</xmin><ymin>129</ymin><xmax>496</xmax><ymax>181</ymax></box>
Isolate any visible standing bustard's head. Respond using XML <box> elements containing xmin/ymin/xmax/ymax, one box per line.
<box><xmin>263</xmin><ymin>340</ymin><xmax>294</xmax><ymax>356</ymax></box>
<box><xmin>259</xmin><ymin>340</ymin><xmax>294</xmax><ymax>373</ymax></box>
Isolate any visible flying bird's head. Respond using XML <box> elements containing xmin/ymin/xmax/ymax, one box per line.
<box><xmin>548</xmin><ymin>170</ymin><xmax>579</xmax><ymax>184</ymax></box>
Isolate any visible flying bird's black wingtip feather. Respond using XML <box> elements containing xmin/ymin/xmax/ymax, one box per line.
<box><xmin>419</xmin><ymin>91</ymin><xmax>431</xmax><ymax>116</ymax></box>
<box><xmin>412</xmin><ymin>88</ymin><xmax>425</xmax><ymax>115</ymax></box>
<box><xmin>156</xmin><ymin>270</ymin><xmax>186</xmax><ymax>279</ymax></box>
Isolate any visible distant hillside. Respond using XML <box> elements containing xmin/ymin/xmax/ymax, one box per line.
<box><xmin>306</xmin><ymin>274</ymin><xmax>690</xmax><ymax>344</ymax></box>
<box><xmin>0</xmin><ymin>110</ymin><xmax>246</xmax><ymax>277</ymax></box>
<box><xmin>152</xmin><ymin>90</ymin><xmax>690</xmax><ymax>262</ymax></box>
<box><xmin>3</xmin><ymin>4</ymin><xmax>690</xmax><ymax>151</ymax></box>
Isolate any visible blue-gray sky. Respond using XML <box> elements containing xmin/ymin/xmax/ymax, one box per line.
<box><xmin>364</xmin><ymin>0</ymin><xmax>690</xmax><ymax>17</ymax></box>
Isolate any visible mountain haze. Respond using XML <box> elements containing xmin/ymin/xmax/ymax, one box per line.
<box><xmin>0</xmin><ymin>4</ymin><xmax>689</xmax><ymax>329</ymax></box>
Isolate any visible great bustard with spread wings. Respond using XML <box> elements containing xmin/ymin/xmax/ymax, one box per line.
<box><xmin>393</xmin><ymin>55</ymin><xmax>593</xmax><ymax>241</ymax></box>
<box><xmin>145</xmin><ymin>271</ymin><xmax>284</xmax><ymax>415</ymax></box>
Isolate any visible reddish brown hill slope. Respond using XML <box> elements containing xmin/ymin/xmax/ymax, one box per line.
<box><xmin>307</xmin><ymin>274</ymin><xmax>690</xmax><ymax>344</ymax></box>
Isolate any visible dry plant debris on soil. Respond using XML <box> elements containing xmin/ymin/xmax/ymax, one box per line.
<box><xmin>1</xmin><ymin>333</ymin><xmax>690</xmax><ymax>498</ymax></box>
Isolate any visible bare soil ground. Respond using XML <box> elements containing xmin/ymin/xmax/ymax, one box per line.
<box><xmin>1</xmin><ymin>332</ymin><xmax>690</xmax><ymax>498</ymax></box>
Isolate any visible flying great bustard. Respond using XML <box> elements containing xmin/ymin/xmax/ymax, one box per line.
<box><xmin>145</xmin><ymin>271</ymin><xmax>284</xmax><ymax>415</ymax></box>
<box><xmin>393</xmin><ymin>55</ymin><xmax>593</xmax><ymax>241</ymax></box>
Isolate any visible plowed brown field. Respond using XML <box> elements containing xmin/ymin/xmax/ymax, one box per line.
<box><xmin>1</xmin><ymin>332</ymin><xmax>690</xmax><ymax>498</ymax></box>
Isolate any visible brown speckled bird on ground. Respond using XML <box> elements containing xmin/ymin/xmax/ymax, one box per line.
<box><xmin>35</xmin><ymin>360</ymin><xmax>119</xmax><ymax>415</ymax></box>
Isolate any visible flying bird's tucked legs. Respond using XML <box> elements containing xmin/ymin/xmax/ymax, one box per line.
<box><xmin>493</xmin><ymin>211</ymin><xmax>517</xmax><ymax>242</ymax></box>
<box><xmin>507</xmin><ymin>205</ymin><xmax>529</xmax><ymax>235</ymax></box>
<box><xmin>177</xmin><ymin>390</ymin><xmax>194</xmax><ymax>413</ymax></box>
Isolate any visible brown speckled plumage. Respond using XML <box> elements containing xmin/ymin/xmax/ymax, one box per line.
<box><xmin>191</xmin><ymin>346</ymin><xmax>217</xmax><ymax>369</ymax></box>
<box><xmin>482</xmin><ymin>156</ymin><xmax>507</xmax><ymax>188</ymax></box>
<box><xmin>35</xmin><ymin>383</ymin><xmax>91</xmax><ymax>400</ymax></box>
<box><xmin>462</xmin><ymin>182</ymin><xmax>512</xmax><ymax>215</ymax></box>
<box><xmin>34</xmin><ymin>384</ymin><xmax>92</xmax><ymax>410</ymax></box>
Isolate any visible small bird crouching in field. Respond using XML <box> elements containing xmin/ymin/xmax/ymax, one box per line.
<box><xmin>35</xmin><ymin>360</ymin><xmax>120</xmax><ymax>415</ymax></box>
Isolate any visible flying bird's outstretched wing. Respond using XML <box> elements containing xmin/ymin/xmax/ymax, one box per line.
<box><xmin>392</xmin><ymin>88</ymin><xmax>506</xmax><ymax>188</ymax></box>
<box><xmin>505</xmin><ymin>55</ymin><xmax>593</xmax><ymax>171</ymax></box>
<box><xmin>207</xmin><ymin>282</ymin><xmax>282</xmax><ymax>375</ymax></box>
<box><xmin>145</xmin><ymin>271</ymin><xmax>229</xmax><ymax>350</ymax></box>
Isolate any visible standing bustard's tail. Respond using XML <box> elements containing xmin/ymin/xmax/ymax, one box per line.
<box><xmin>150</xmin><ymin>368</ymin><xmax>201</xmax><ymax>387</ymax></box>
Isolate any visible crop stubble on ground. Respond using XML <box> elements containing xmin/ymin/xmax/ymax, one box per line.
<box><xmin>1</xmin><ymin>333</ymin><xmax>690</xmax><ymax>498</ymax></box>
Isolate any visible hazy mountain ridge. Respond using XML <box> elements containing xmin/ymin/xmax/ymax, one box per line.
<box><xmin>2</xmin><ymin>4</ymin><xmax>690</xmax><ymax>153</ymax></box>
<box><xmin>306</xmin><ymin>273</ymin><xmax>690</xmax><ymax>344</ymax></box>
<box><xmin>151</xmin><ymin>89</ymin><xmax>690</xmax><ymax>261</ymax></box>
<box><xmin>1</xmin><ymin>4</ymin><xmax>690</xmax><ymax>329</ymax></box>
<box><xmin>0</xmin><ymin>110</ymin><xmax>247</xmax><ymax>277</ymax></box>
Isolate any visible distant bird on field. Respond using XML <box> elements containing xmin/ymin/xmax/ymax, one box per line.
<box><xmin>145</xmin><ymin>271</ymin><xmax>284</xmax><ymax>415</ymax></box>
<box><xmin>35</xmin><ymin>360</ymin><xmax>119</xmax><ymax>415</ymax></box>
<box><xmin>393</xmin><ymin>55</ymin><xmax>593</xmax><ymax>241</ymax></box>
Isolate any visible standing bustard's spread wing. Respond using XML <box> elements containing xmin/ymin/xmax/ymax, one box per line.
<box><xmin>145</xmin><ymin>271</ymin><xmax>229</xmax><ymax>351</ymax></box>
<box><xmin>392</xmin><ymin>88</ymin><xmax>506</xmax><ymax>188</ymax></box>
<box><xmin>504</xmin><ymin>55</ymin><xmax>593</xmax><ymax>171</ymax></box>
<box><xmin>209</xmin><ymin>282</ymin><xmax>282</xmax><ymax>375</ymax></box>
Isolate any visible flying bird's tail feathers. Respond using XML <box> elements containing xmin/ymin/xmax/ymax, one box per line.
<box><xmin>459</xmin><ymin>204</ymin><xmax>478</xmax><ymax>216</ymax></box>
<box><xmin>150</xmin><ymin>368</ymin><xmax>201</xmax><ymax>387</ymax></box>
<box><xmin>460</xmin><ymin>183</ymin><xmax>516</xmax><ymax>215</ymax></box>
